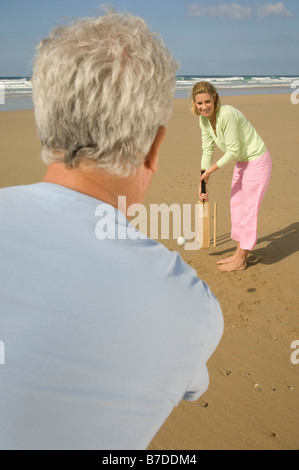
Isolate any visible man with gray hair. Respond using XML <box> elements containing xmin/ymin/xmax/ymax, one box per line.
<box><xmin>0</xmin><ymin>10</ymin><xmax>223</xmax><ymax>450</ymax></box>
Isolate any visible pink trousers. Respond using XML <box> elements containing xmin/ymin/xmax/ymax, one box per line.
<box><xmin>230</xmin><ymin>151</ymin><xmax>272</xmax><ymax>251</ymax></box>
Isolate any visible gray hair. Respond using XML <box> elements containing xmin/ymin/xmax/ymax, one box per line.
<box><xmin>32</xmin><ymin>10</ymin><xmax>179</xmax><ymax>176</ymax></box>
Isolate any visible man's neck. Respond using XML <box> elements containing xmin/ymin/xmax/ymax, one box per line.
<box><xmin>42</xmin><ymin>162</ymin><xmax>146</xmax><ymax>216</ymax></box>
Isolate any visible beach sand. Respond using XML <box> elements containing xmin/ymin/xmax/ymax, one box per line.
<box><xmin>1</xmin><ymin>94</ymin><xmax>298</xmax><ymax>450</ymax></box>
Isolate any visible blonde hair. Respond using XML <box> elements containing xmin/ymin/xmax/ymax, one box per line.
<box><xmin>32</xmin><ymin>10</ymin><xmax>179</xmax><ymax>177</ymax></box>
<box><xmin>190</xmin><ymin>81</ymin><xmax>221</xmax><ymax>116</ymax></box>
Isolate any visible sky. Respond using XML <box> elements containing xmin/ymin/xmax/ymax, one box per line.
<box><xmin>0</xmin><ymin>0</ymin><xmax>298</xmax><ymax>76</ymax></box>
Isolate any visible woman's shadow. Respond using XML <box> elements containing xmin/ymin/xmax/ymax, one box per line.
<box><xmin>213</xmin><ymin>222</ymin><xmax>299</xmax><ymax>266</ymax></box>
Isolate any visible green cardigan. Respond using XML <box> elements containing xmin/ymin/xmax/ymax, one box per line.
<box><xmin>200</xmin><ymin>105</ymin><xmax>267</xmax><ymax>169</ymax></box>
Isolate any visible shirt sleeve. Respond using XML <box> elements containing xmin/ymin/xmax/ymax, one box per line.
<box><xmin>216</xmin><ymin>109</ymin><xmax>241</xmax><ymax>168</ymax></box>
<box><xmin>200</xmin><ymin>119</ymin><xmax>215</xmax><ymax>170</ymax></box>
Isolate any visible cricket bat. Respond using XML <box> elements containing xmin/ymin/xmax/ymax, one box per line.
<box><xmin>197</xmin><ymin>171</ymin><xmax>210</xmax><ymax>249</ymax></box>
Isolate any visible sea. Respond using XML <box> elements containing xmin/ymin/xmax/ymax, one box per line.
<box><xmin>0</xmin><ymin>75</ymin><xmax>298</xmax><ymax>112</ymax></box>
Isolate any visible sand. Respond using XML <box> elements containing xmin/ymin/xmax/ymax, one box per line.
<box><xmin>1</xmin><ymin>94</ymin><xmax>298</xmax><ymax>450</ymax></box>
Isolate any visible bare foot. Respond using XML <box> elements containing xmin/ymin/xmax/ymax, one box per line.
<box><xmin>217</xmin><ymin>260</ymin><xmax>247</xmax><ymax>272</ymax></box>
<box><xmin>216</xmin><ymin>255</ymin><xmax>237</xmax><ymax>265</ymax></box>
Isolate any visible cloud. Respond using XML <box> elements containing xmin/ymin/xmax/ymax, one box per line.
<box><xmin>257</xmin><ymin>2</ymin><xmax>295</xmax><ymax>18</ymax></box>
<box><xmin>188</xmin><ymin>2</ymin><xmax>295</xmax><ymax>20</ymax></box>
<box><xmin>188</xmin><ymin>3</ymin><xmax>252</xmax><ymax>20</ymax></box>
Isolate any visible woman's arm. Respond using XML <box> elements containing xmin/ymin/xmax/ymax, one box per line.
<box><xmin>198</xmin><ymin>121</ymin><xmax>215</xmax><ymax>201</ymax></box>
<box><xmin>216</xmin><ymin>110</ymin><xmax>241</xmax><ymax>168</ymax></box>
<box><xmin>199</xmin><ymin>164</ymin><xmax>219</xmax><ymax>201</ymax></box>
<box><xmin>200</xmin><ymin>121</ymin><xmax>215</xmax><ymax>170</ymax></box>
<box><xmin>199</xmin><ymin>108</ymin><xmax>240</xmax><ymax>199</ymax></box>
<box><xmin>200</xmin><ymin>163</ymin><xmax>219</xmax><ymax>182</ymax></box>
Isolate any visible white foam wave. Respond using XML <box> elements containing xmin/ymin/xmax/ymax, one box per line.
<box><xmin>176</xmin><ymin>75</ymin><xmax>299</xmax><ymax>91</ymax></box>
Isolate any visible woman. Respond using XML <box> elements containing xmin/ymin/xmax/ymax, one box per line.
<box><xmin>190</xmin><ymin>81</ymin><xmax>272</xmax><ymax>272</ymax></box>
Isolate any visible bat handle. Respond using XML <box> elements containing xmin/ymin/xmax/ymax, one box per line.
<box><xmin>201</xmin><ymin>170</ymin><xmax>207</xmax><ymax>199</ymax></box>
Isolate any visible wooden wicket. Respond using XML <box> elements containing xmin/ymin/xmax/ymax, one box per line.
<box><xmin>214</xmin><ymin>202</ymin><xmax>217</xmax><ymax>247</ymax></box>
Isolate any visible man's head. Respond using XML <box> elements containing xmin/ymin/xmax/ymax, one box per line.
<box><xmin>32</xmin><ymin>9</ymin><xmax>179</xmax><ymax>177</ymax></box>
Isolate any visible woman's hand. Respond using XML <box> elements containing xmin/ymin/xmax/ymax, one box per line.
<box><xmin>200</xmin><ymin>171</ymin><xmax>211</xmax><ymax>183</ymax></box>
<box><xmin>199</xmin><ymin>187</ymin><xmax>209</xmax><ymax>202</ymax></box>
<box><xmin>200</xmin><ymin>163</ymin><xmax>219</xmax><ymax>182</ymax></box>
<box><xmin>198</xmin><ymin>164</ymin><xmax>219</xmax><ymax>201</ymax></box>
<box><xmin>199</xmin><ymin>172</ymin><xmax>210</xmax><ymax>202</ymax></box>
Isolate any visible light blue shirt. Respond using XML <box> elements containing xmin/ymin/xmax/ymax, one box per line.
<box><xmin>0</xmin><ymin>183</ymin><xmax>223</xmax><ymax>450</ymax></box>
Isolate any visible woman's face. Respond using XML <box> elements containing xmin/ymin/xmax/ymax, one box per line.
<box><xmin>194</xmin><ymin>93</ymin><xmax>215</xmax><ymax>118</ymax></box>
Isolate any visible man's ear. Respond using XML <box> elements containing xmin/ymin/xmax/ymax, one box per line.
<box><xmin>145</xmin><ymin>126</ymin><xmax>166</xmax><ymax>173</ymax></box>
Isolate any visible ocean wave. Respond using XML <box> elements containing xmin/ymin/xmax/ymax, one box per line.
<box><xmin>175</xmin><ymin>75</ymin><xmax>299</xmax><ymax>90</ymax></box>
<box><xmin>1</xmin><ymin>75</ymin><xmax>299</xmax><ymax>98</ymax></box>
<box><xmin>0</xmin><ymin>77</ymin><xmax>32</xmax><ymax>97</ymax></box>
